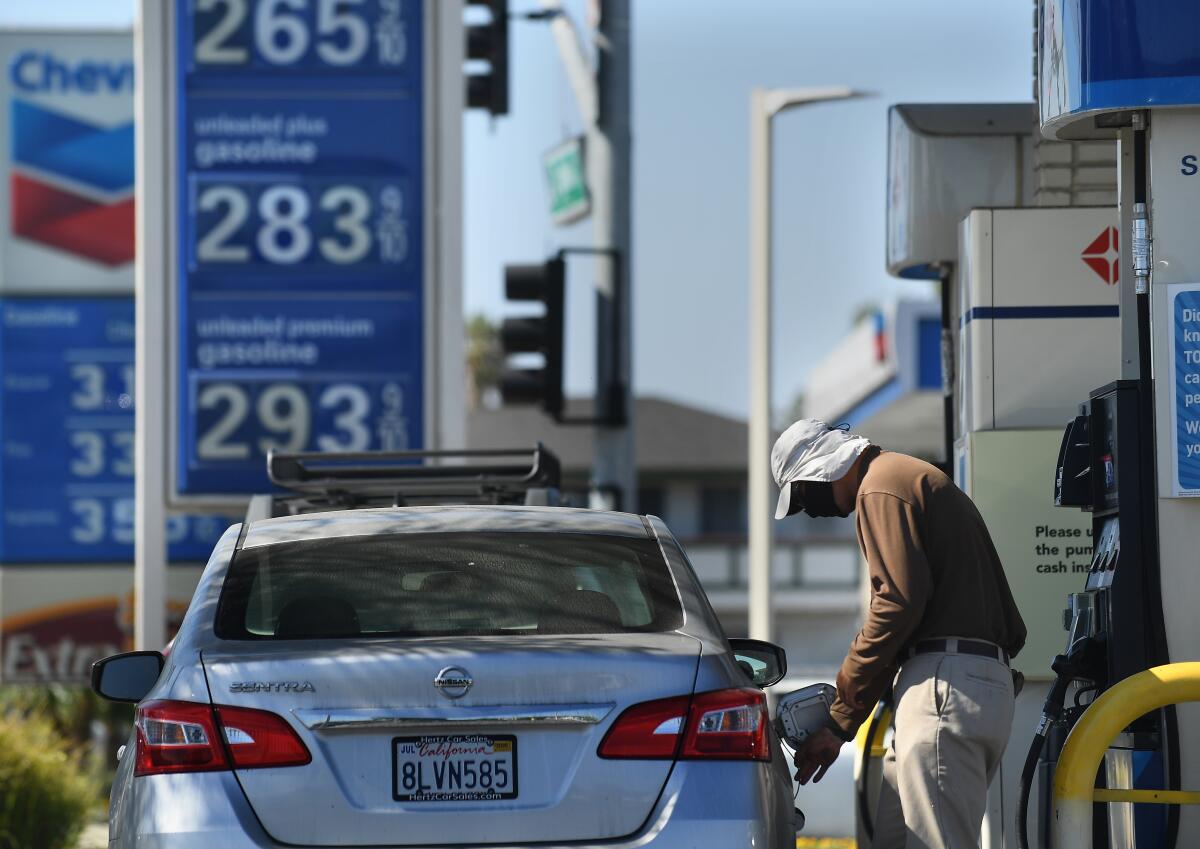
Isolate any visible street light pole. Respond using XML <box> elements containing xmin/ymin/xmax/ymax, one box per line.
<box><xmin>747</xmin><ymin>86</ymin><xmax>864</xmax><ymax>643</ymax></box>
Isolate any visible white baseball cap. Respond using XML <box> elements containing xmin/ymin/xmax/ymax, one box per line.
<box><xmin>771</xmin><ymin>419</ymin><xmax>871</xmax><ymax>519</ymax></box>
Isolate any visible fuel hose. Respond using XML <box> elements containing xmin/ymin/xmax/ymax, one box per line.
<box><xmin>1016</xmin><ymin>720</ymin><xmax>1050</xmax><ymax>849</ymax></box>
<box><xmin>1017</xmin><ymin>668</ymin><xmax>1073</xmax><ymax>849</ymax></box>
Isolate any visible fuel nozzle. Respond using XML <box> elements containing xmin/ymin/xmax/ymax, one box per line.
<box><xmin>1037</xmin><ymin>657</ymin><xmax>1075</xmax><ymax>735</ymax></box>
<box><xmin>1053</xmin><ymin>591</ymin><xmax>1108</xmax><ymax>697</ymax></box>
<box><xmin>1038</xmin><ymin>634</ymin><xmax>1107</xmax><ymax>732</ymax></box>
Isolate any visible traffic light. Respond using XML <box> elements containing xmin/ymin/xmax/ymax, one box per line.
<box><xmin>499</xmin><ymin>258</ymin><xmax>564</xmax><ymax>418</ymax></box>
<box><xmin>465</xmin><ymin>0</ymin><xmax>508</xmax><ymax>116</ymax></box>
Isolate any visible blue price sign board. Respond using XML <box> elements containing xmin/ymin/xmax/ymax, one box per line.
<box><xmin>0</xmin><ymin>299</ymin><xmax>234</xmax><ymax>561</ymax></box>
<box><xmin>174</xmin><ymin>0</ymin><xmax>424</xmax><ymax>496</ymax></box>
<box><xmin>1169</xmin><ymin>285</ymin><xmax>1200</xmax><ymax>496</ymax></box>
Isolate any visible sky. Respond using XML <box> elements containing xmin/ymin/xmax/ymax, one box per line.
<box><xmin>466</xmin><ymin>0</ymin><xmax>1033</xmax><ymax>419</ymax></box>
<box><xmin>1</xmin><ymin>0</ymin><xmax>1035</xmax><ymax>421</ymax></box>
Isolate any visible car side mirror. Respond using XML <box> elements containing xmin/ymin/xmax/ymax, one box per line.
<box><xmin>91</xmin><ymin>651</ymin><xmax>165</xmax><ymax>703</ymax></box>
<box><xmin>728</xmin><ymin>638</ymin><xmax>787</xmax><ymax>688</ymax></box>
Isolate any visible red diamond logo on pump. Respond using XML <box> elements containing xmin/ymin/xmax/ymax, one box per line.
<box><xmin>1082</xmin><ymin>226</ymin><xmax>1119</xmax><ymax>286</ymax></box>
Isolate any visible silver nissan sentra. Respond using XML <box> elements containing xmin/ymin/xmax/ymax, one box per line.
<box><xmin>93</xmin><ymin>505</ymin><xmax>798</xmax><ymax>848</ymax></box>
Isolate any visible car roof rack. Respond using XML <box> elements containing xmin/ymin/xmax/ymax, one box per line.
<box><xmin>246</xmin><ymin>445</ymin><xmax>562</xmax><ymax>521</ymax></box>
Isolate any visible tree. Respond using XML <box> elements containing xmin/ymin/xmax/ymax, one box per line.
<box><xmin>466</xmin><ymin>314</ymin><xmax>503</xmax><ymax>410</ymax></box>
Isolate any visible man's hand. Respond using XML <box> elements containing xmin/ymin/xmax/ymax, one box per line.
<box><xmin>792</xmin><ymin>726</ymin><xmax>843</xmax><ymax>785</ymax></box>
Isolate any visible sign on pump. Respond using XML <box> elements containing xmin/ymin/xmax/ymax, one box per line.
<box><xmin>1168</xmin><ymin>285</ymin><xmax>1200</xmax><ymax>495</ymax></box>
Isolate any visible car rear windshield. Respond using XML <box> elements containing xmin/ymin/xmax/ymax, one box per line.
<box><xmin>214</xmin><ymin>532</ymin><xmax>683</xmax><ymax>640</ymax></box>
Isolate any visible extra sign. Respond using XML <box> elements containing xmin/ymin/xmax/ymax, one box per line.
<box><xmin>173</xmin><ymin>0</ymin><xmax>426</xmax><ymax>496</ymax></box>
<box><xmin>0</xmin><ymin>564</ymin><xmax>203</xmax><ymax>683</ymax></box>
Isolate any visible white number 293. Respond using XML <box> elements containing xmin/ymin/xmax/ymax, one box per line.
<box><xmin>196</xmin><ymin>382</ymin><xmax>371</xmax><ymax>460</ymax></box>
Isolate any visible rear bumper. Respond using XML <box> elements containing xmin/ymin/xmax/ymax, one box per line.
<box><xmin>113</xmin><ymin>761</ymin><xmax>794</xmax><ymax>849</ymax></box>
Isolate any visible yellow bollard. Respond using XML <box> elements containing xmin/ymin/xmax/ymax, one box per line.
<box><xmin>1053</xmin><ymin>662</ymin><xmax>1200</xmax><ymax>849</ymax></box>
<box><xmin>853</xmin><ymin>701</ymin><xmax>891</xmax><ymax>848</ymax></box>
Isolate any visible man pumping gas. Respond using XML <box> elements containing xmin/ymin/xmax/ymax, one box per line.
<box><xmin>770</xmin><ymin>419</ymin><xmax>1026</xmax><ymax>849</ymax></box>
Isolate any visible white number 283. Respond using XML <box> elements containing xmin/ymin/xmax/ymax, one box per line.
<box><xmin>196</xmin><ymin>183</ymin><xmax>373</xmax><ymax>266</ymax></box>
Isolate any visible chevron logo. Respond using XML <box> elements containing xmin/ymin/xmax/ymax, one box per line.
<box><xmin>1081</xmin><ymin>226</ymin><xmax>1119</xmax><ymax>286</ymax></box>
<box><xmin>9</xmin><ymin>99</ymin><xmax>134</xmax><ymax>266</ymax></box>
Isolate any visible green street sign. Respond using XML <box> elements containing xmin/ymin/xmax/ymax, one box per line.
<box><xmin>543</xmin><ymin>137</ymin><xmax>590</xmax><ymax>226</ymax></box>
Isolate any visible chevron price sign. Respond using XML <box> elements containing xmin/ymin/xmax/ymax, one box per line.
<box><xmin>173</xmin><ymin>0</ymin><xmax>426</xmax><ymax>495</ymax></box>
<box><xmin>0</xmin><ymin>32</ymin><xmax>134</xmax><ymax>293</ymax></box>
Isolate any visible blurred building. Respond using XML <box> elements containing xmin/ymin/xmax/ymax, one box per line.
<box><xmin>470</xmin><ymin>396</ymin><xmax>860</xmax><ymax>676</ymax></box>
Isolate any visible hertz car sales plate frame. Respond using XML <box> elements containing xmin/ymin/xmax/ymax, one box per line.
<box><xmin>392</xmin><ymin>734</ymin><xmax>518</xmax><ymax>803</ymax></box>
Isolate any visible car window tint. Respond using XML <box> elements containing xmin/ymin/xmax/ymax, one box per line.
<box><xmin>214</xmin><ymin>532</ymin><xmax>682</xmax><ymax>640</ymax></box>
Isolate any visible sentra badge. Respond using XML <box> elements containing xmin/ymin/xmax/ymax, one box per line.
<box><xmin>229</xmin><ymin>681</ymin><xmax>315</xmax><ymax>694</ymax></box>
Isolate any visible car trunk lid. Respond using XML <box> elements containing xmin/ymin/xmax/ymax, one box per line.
<box><xmin>201</xmin><ymin>633</ymin><xmax>700</xmax><ymax>846</ymax></box>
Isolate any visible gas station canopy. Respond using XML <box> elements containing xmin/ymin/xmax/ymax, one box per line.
<box><xmin>1040</xmin><ymin>0</ymin><xmax>1200</xmax><ymax>139</ymax></box>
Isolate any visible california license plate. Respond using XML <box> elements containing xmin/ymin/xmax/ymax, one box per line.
<box><xmin>392</xmin><ymin>735</ymin><xmax>518</xmax><ymax>802</ymax></box>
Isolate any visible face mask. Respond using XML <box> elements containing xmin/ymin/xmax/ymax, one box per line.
<box><xmin>798</xmin><ymin>480</ymin><xmax>849</xmax><ymax>519</ymax></box>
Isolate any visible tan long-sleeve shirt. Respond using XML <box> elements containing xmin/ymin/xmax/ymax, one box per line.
<box><xmin>827</xmin><ymin>450</ymin><xmax>1027</xmax><ymax>738</ymax></box>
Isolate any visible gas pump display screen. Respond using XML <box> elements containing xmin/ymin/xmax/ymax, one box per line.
<box><xmin>1093</xmin><ymin>393</ymin><xmax>1119</xmax><ymax>511</ymax></box>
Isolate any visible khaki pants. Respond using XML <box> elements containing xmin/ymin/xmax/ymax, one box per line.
<box><xmin>872</xmin><ymin>650</ymin><xmax>1015</xmax><ymax>849</ymax></box>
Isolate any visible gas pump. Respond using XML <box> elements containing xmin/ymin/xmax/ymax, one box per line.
<box><xmin>1015</xmin><ymin>381</ymin><xmax>1175</xmax><ymax>849</ymax></box>
<box><xmin>1061</xmin><ymin>383</ymin><xmax>1166</xmax><ymax>693</ymax></box>
<box><xmin>1024</xmin><ymin>1</ymin><xmax>1200</xmax><ymax>844</ymax></box>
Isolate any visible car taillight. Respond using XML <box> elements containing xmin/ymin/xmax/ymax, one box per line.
<box><xmin>135</xmin><ymin>700</ymin><xmax>227</xmax><ymax>775</ymax></box>
<box><xmin>215</xmin><ymin>705</ymin><xmax>311</xmax><ymax>768</ymax></box>
<box><xmin>597</xmin><ymin>695</ymin><xmax>690</xmax><ymax>759</ymax></box>
<box><xmin>135</xmin><ymin>700</ymin><xmax>310</xmax><ymax>776</ymax></box>
<box><xmin>598</xmin><ymin>688</ymin><xmax>770</xmax><ymax>762</ymax></box>
<box><xmin>679</xmin><ymin>688</ymin><xmax>770</xmax><ymax>761</ymax></box>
